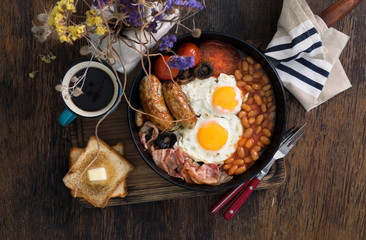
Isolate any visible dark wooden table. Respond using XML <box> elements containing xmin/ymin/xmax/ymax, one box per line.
<box><xmin>1</xmin><ymin>0</ymin><xmax>365</xmax><ymax>239</ymax></box>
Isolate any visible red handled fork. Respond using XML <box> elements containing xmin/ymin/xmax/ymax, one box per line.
<box><xmin>209</xmin><ymin>126</ymin><xmax>298</xmax><ymax>215</ymax></box>
<box><xmin>222</xmin><ymin>123</ymin><xmax>306</xmax><ymax>220</ymax></box>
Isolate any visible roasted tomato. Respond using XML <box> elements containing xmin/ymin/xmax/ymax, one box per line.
<box><xmin>200</xmin><ymin>40</ymin><xmax>240</xmax><ymax>77</ymax></box>
<box><xmin>176</xmin><ymin>42</ymin><xmax>201</xmax><ymax>66</ymax></box>
<box><xmin>154</xmin><ymin>55</ymin><xmax>179</xmax><ymax>81</ymax></box>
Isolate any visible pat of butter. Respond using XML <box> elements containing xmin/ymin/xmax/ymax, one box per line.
<box><xmin>87</xmin><ymin>167</ymin><xmax>107</xmax><ymax>182</ymax></box>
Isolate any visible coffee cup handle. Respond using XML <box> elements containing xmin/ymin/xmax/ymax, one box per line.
<box><xmin>58</xmin><ymin>109</ymin><xmax>77</xmax><ymax>126</ymax></box>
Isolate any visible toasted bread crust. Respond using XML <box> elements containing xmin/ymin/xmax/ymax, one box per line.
<box><xmin>63</xmin><ymin>137</ymin><xmax>135</xmax><ymax>207</ymax></box>
<box><xmin>68</xmin><ymin>143</ymin><xmax>128</xmax><ymax>198</ymax></box>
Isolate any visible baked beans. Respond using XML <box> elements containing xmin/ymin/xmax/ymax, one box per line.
<box><xmin>225</xmin><ymin>56</ymin><xmax>276</xmax><ymax>175</ymax></box>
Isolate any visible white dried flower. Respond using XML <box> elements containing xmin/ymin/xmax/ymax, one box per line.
<box><xmin>31</xmin><ymin>25</ymin><xmax>44</xmax><ymax>35</ymax></box>
<box><xmin>55</xmin><ymin>84</ymin><xmax>65</xmax><ymax>92</ymax></box>
<box><xmin>192</xmin><ymin>28</ymin><xmax>201</xmax><ymax>38</ymax></box>
<box><xmin>73</xmin><ymin>87</ymin><xmax>83</xmax><ymax>97</ymax></box>
<box><xmin>71</xmin><ymin>76</ymin><xmax>79</xmax><ymax>83</ymax></box>
<box><xmin>79</xmin><ymin>46</ymin><xmax>91</xmax><ymax>56</ymax></box>
<box><xmin>38</xmin><ymin>33</ymin><xmax>48</xmax><ymax>42</ymax></box>
<box><xmin>43</xmin><ymin>28</ymin><xmax>52</xmax><ymax>36</ymax></box>
<box><xmin>51</xmin><ymin>32</ymin><xmax>59</xmax><ymax>40</ymax></box>
<box><xmin>37</xmin><ymin>13</ymin><xmax>49</xmax><ymax>23</ymax></box>
<box><xmin>32</xmin><ymin>22</ymin><xmax>53</xmax><ymax>42</ymax></box>
<box><xmin>64</xmin><ymin>93</ymin><xmax>71</xmax><ymax>100</ymax></box>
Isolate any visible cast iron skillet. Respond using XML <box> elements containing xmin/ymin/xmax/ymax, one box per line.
<box><xmin>127</xmin><ymin>32</ymin><xmax>287</xmax><ymax>191</ymax></box>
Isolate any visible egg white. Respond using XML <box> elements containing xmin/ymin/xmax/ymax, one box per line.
<box><xmin>176</xmin><ymin>73</ymin><xmax>246</xmax><ymax>164</ymax></box>
<box><xmin>180</xmin><ymin>73</ymin><xmax>242</xmax><ymax>117</ymax></box>
<box><xmin>180</xmin><ymin>76</ymin><xmax>215</xmax><ymax>116</ymax></box>
<box><xmin>176</xmin><ymin>115</ymin><xmax>243</xmax><ymax>164</ymax></box>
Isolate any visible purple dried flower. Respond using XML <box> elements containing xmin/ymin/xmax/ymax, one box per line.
<box><xmin>148</xmin><ymin>21</ymin><xmax>158</xmax><ymax>34</ymax></box>
<box><xmin>165</xmin><ymin>0</ymin><xmax>185</xmax><ymax>10</ymax></box>
<box><xmin>166</xmin><ymin>0</ymin><xmax>204</xmax><ymax>11</ymax></box>
<box><xmin>186</xmin><ymin>0</ymin><xmax>204</xmax><ymax>10</ymax></box>
<box><xmin>158</xmin><ymin>34</ymin><xmax>177</xmax><ymax>51</ymax></box>
<box><xmin>168</xmin><ymin>56</ymin><xmax>195</xmax><ymax>70</ymax></box>
<box><xmin>93</xmin><ymin>0</ymin><xmax>109</xmax><ymax>8</ymax></box>
<box><xmin>119</xmin><ymin>0</ymin><xmax>144</xmax><ymax>26</ymax></box>
<box><xmin>152</xmin><ymin>8</ymin><xmax>165</xmax><ymax>21</ymax></box>
<box><xmin>165</xmin><ymin>0</ymin><xmax>174</xmax><ymax>10</ymax></box>
<box><xmin>174</xmin><ymin>0</ymin><xmax>185</xmax><ymax>4</ymax></box>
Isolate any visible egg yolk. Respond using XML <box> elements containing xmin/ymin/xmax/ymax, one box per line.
<box><xmin>197</xmin><ymin>121</ymin><xmax>228</xmax><ymax>151</ymax></box>
<box><xmin>212</xmin><ymin>86</ymin><xmax>239</xmax><ymax>113</ymax></box>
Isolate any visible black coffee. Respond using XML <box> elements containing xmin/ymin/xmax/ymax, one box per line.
<box><xmin>70</xmin><ymin>67</ymin><xmax>114</xmax><ymax>112</ymax></box>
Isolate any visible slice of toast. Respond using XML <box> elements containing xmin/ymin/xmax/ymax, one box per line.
<box><xmin>63</xmin><ymin>136</ymin><xmax>135</xmax><ymax>208</ymax></box>
<box><xmin>69</xmin><ymin>143</ymin><xmax>127</xmax><ymax>198</ymax></box>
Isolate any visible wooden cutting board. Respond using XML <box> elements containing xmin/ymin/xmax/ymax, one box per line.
<box><xmin>69</xmin><ymin>103</ymin><xmax>286</xmax><ymax>207</ymax></box>
<box><xmin>68</xmin><ymin>40</ymin><xmax>286</xmax><ymax>207</ymax></box>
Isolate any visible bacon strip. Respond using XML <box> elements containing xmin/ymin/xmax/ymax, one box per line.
<box><xmin>139</xmin><ymin>122</ymin><xmax>159</xmax><ymax>150</ymax></box>
<box><xmin>150</xmin><ymin>146</ymin><xmax>188</xmax><ymax>178</ymax></box>
<box><xmin>139</xmin><ymin>122</ymin><xmax>233</xmax><ymax>185</ymax></box>
<box><xmin>180</xmin><ymin>159</ymin><xmax>200</xmax><ymax>184</ymax></box>
<box><xmin>182</xmin><ymin>159</ymin><xmax>221</xmax><ymax>185</ymax></box>
<box><xmin>217</xmin><ymin>170</ymin><xmax>233</xmax><ymax>185</ymax></box>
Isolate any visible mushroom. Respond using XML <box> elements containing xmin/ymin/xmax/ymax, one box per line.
<box><xmin>177</xmin><ymin>69</ymin><xmax>195</xmax><ymax>85</ymax></box>
<box><xmin>154</xmin><ymin>132</ymin><xmax>178</xmax><ymax>149</ymax></box>
<box><xmin>194</xmin><ymin>62</ymin><xmax>213</xmax><ymax>79</ymax></box>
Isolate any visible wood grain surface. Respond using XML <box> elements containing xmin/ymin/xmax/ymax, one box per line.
<box><xmin>1</xmin><ymin>0</ymin><xmax>365</xmax><ymax>239</ymax></box>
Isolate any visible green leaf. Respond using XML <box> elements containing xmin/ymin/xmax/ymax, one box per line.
<box><xmin>29</xmin><ymin>71</ymin><xmax>37</xmax><ymax>78</ymax></box>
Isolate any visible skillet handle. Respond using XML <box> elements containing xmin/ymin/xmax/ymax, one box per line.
<box><xmin>319</xmin><ymin>0</ymin><xmax>363</xmax><ymax>27</ymax></box>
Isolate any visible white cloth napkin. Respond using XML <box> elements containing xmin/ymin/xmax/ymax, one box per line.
<box><xmin>264</xmin><ymin>0</ymin><xmax>351</xmax><ymax>111</ymax></box>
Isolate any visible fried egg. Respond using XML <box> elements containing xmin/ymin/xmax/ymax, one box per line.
<box><xmin>177</xmin><ymin>115</ymin><xmax>242</xmax><ymax>164</ymax></box>
<box><xmin>181</xmin><ymin>73</ymin><xmax>243</xmax><ymax>116</ymax></box>
<box><xmin>206</xmin><ymin>74</ymin><xmax>243</xmax><ymax>115</ymax></box>
<box><xmin>176</xmin><ymin>73</ymin><xmax>244</xmax><ymax>164</ymax></box>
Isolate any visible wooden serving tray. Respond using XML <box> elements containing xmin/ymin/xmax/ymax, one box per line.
<box><xmin>69</xmin><ymin>104</ymin><xmax>286</xmax><ymax>207</ymax></box>
<box><xmin>68</xmin><ymin>40</ymin><xmax>286</xmax><ymax>207</ymax></box>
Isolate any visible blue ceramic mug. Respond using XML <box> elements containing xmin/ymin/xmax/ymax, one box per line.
<box><xmin>58</xmin><ymin>60</ymin><xmax>121</xmax><ymax>126</ymax></box>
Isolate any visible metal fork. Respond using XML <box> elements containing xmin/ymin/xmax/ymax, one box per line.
<box><xmin>223</xmin><ymin>123</ymin><xmax>306</xmax><ymax>220</ymax></box>
<box><xmin>272</xmin><ymin>123</ymin><xmax>306</xmax><ymax>160</ymax></box>
<box><xmin>210</xmin><ymin>126</ymin><xmax>298</xmax><ymax>214</ymax></box>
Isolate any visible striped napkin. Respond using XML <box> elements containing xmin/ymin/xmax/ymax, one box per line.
<box><xmin>264</xmin><ymin>0</ymin><xmax>351</xmax><ymax>111</ymax></box>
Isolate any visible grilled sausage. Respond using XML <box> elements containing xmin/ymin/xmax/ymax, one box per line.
<box><xmin>139</xmin><ymin>75</ymin><xmax>175</xmax><ymax>131</ymax></box>
<box><xmin>162</xmin><ymin>81</ymin><xmax>197</xmax><ymax>129</ymax></box>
